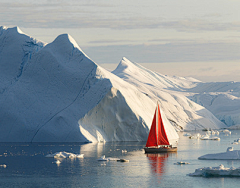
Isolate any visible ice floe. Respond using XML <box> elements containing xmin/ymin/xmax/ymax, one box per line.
<box><xmin>198</xmin><ymin>147</ymin><xmax>240</xmax><ymax>160</ymax></box>
<box><xmin>200</xmin><ymin>134</ymin><xmax>220</xmax><ymax>140</ymax></box>
<box><xmin>97</xmin><ymin>155</ymin><xmax>120</xmax><ymax>161</ymax></box>
<box><xmin>188</xmin><ymin>164</ymin><xmax>240</xmax><ymax>177</ymax></box>
<box><xmin>53</xmin><ymin>160</ymin><xmax>61</xmax><ymax>165</ymax></box>
<box><xmin>46</xmin><ymin>152</ymin><xmax>84</xmax><ymax>159</ymax></box>
<box><xmin>0</xmin><ymin>164</ymin><xmax>7</xmax><ymax>168</ymax></box>
<box><xmin>174</xmin><ymin>161</ymin><xmax>190</xmax><ymax>165</ymax></box>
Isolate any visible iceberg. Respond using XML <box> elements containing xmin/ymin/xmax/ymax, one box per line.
<box><xmin>188</xmin><ymin>164</ymin><xmax>240</xmax><ymax>177</ymax></box>
<box><xmin>0</xmin><ymin>26</ymin><xmax>227</xmax><ymax>142</ymax></box>
<box><xmin>113</xmin><ymin>58</ymin><xmax>226</xmax><ymax>131</ymax></box>
<box><xmin>0</xmin><ymin>26</ymin><xmax>159</xmax><ymax>142</ymax></box>
<box><xmin>198</xmin><ymin>147</ymin><xmax>240</xmax><ymax>160</ymax></box>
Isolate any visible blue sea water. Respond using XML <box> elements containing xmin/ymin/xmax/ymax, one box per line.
<box><xmin>1</xmin><ymin>130</ymin><xmax>240</xmax><ymax>188</ymax></box>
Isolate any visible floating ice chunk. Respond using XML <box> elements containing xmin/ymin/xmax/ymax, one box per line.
<box><xmin>183</xmin><ymin>133</ymin><xmax>191</xmax><ymax>137</ymax></box>
<box><xmin>200</xmin><ymin>134</ymin><xmax>220</xmax><ymax>140</ymax></box>
<box><xmin>198</xmin><ymin>147</ymin><xmax>240</xmax><ymax>160</ymax></box>
<box><xmin>222</xmin><ymin>129</ymin><xmax>231</xmax><ymax>135</ymax></box>
<box><xmin>188</xmin><ymin>164</ymin><xmax>240</xmax><ymax>177</ymax></box>
<box><xmin>189</xmin><ymin>133</ymin><xmax>201</xmax><ymax>139</ymax></box>
<box><xmin>174</xmin><ymin>161</ymin><xmax>190</xmax><ymax>165</ymax></box>
<box><xmin>0</xmin><ymin>164</ymin><xmax>7</xmax><ymax>168</ymax></box>
<box><xmin>97</xmin><ymin>155</ymin><xmax>120</xmax><ymax>161</ymax></box>
<box><xmin>53</xmin><ymin>160</ymin><xmax>61</xmax><ymax>164</ymax></box>
<box><xmin>122</xmin><ymin>150</ymin><xmax>127</xmax><ymax>153</ymax></box>
<box><xmin>46</xmin><ymin>152</ymin><xmax>84</xmax><ymax>159</ymax></box>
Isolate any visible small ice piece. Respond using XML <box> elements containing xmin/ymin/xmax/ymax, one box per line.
<box><xmin>223</xmin><ymin>129</ymin><xmax>231</xmax><ymax>135</ymax></box>
<box><xmin>0</xmin><ymin>164</ymin><xmax>7</xmax><ymax>168</ymax></box>
<box><xmin>122</xmin><ymin>150</ymin><xmax>127</xmax><ymax>153</ymax></box>
<box><xmin>97</xmin><ymin>155</ymin><xmax>120</xmax><ymax>161</ymax></box>
<box><xmin>174</xmin><ymin>161</ymin><xmax>190</xmax><ymax>165</ymax></box>
<box><xmin>97</xmin><ymin>155</ymin><xmax>108</xmax><ymax>161</ymax></box>
<box><xmin>188</xmin><ymin>164</ymin><xmax>240</xmax><ymax>177</ymax></box>
<box><xmin>200</xmin><ymin>134</ymin><xmax>220</xmax><ymax>140</ymax></box>
<box><xmin>53</xmin><ymin>160</ymin><xmax>61</xmax><ymax>164</ymax></box>
<box><xmin>183</xmin><ymin>133</ymin><xmax>191</xmax><ymax>137</ymax></box>
<box><xmin>189</xmin><ymin>133</ymin><xmax>200</xmax><ymax>139</ymax></box>
<box><xmin>46</xmin><ymin>151</ymin><xmax>84</xmax><ymax>159</ymax></box>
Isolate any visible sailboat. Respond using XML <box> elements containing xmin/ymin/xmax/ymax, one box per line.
<box><xmin>144</xmin><ymin>103</ymin><xmax>177</xmax><ymax>153</ymax></box>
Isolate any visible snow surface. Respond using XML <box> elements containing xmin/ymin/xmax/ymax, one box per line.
<box><xmin>113</xmin><ymin>57</ymin><xmax>240</xmax><ymax>128</ymax></box>
<box><xmin>113</xmin><ymin>58</ymin><xmax>226</xmax><ymax>131</ymax></box>
<box><xmin>0</xmin><ymin>26</ymin><xmax>231</xmax><ymax>142</ymax></box>
<box><xmin>198</xmin><ymin>147</ymin><xmax>240</xmax><ymax>160</ymax></box>
<box><xmin>188</xmin><ymin>164</ymin><xmax>240</xmax><ymax>177</ymax></box>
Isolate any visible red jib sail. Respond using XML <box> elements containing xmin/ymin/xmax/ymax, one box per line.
<box><xmin>157</xmin><ymin>104</ymin><xmax>170</xmax><ymax>146</ymax></box>
<box><xmin>145</xmin><ymin>104</ymin><xmax>169</xmax><ymax>147</ymax></box>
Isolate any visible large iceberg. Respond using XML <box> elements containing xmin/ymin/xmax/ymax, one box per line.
<box><xmin>0</xmin><ymin>26</ymin><xmax>226</xmax><ymax>142</ymax></box>
<box><xmin>188</xmin><ymin>164</ymin><xmax>240</xmax><ymax>177</ymax></box>
<box><xmin>113</xmin><ymin>58</ymin><xmax>226</xmax><ymax>131</ymax></box>
<box><xmin>0</xmin><ymin>26</ymin><xmax>170</xmax><ymax>142</ymax></box>
<box><xmin>198</xmin><ymin>147</ymin><xmax>240</xmax><ymax>160</ymax></box>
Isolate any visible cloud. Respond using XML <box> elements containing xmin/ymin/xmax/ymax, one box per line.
<box><xmin>2</xmin><ymin>1</ymin><xmax>240</xmax><ymax>32</ymax></box>
<box><xmin>82</xmin><ymin>42</ymin><xmax>240</xmax><ymax>65</ymax></box>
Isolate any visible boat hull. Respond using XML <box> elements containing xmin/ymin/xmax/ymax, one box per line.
<box><xmin>144</xmin><ymin>147</ymin><xmax>177</xmax><ymax>153</ymax></box>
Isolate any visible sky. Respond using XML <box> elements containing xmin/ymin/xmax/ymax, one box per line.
<box><xmin>1</xmin><ymin>0</ymin><xmax>240</xmax><ymax>82</ymax></box>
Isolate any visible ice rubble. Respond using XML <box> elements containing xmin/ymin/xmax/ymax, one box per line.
<box><xmin>97</xmin><ymin>155</ymin><xmax>119</xmax><ymax>161</ymax></box>
<box><xmin>198</xmin><ymin>147</ymin><xmax>240</xmax><ymax>160</ymax></box>
<box><xmin>46</xmin><ymin>152</ymin><xmax>84</xmax><ymax>158</ymax></box>
<box><xmin>0</xmin><ymin>26</ymin><xmax>229</xmax><ymax>142</ymax></box>
<box><xmin>188</xmin><ymin>164</ymin><xmax>240</xmax><ymax>177</ymax></box>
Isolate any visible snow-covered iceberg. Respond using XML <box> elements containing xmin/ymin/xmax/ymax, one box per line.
<box><xmin>113</xmin><ymin>58</ymin><xmax>226</xmax><ymax>131</ymax></box>
<box><xmin>198</xmin><ymin>147</ymin><xmax>240</xmax><ymax>160</ymax></box>
<box><xmin>188</xmin><ymin>164</ymin><xmax>240</xmax><ymax>177</ymax></box>
<box><xmin>186</xmin><ymin>82</ymin><xmax>240</xmax><ymax>128</ymax></box>
<box><xmin>0</xmin><ymin>26</ymin><xmax>227</xmax><ymax>142</ymax></box>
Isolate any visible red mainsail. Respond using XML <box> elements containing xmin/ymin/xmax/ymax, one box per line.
<box><xmin>145</xmin><ymin>104</ymin><xmax>169</xmax><ymax>147</ymax></box>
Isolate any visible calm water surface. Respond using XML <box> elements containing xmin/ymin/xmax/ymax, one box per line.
<box><xmin>1</xmin><ymin>130</ymin><xmax>240</xmax><ymax>188</ymax></box>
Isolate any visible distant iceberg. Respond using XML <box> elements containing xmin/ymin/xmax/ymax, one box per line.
<box><xmin>188</xmin><ymin>164</ymin><xmax>240</xmax><ymax>177</ymax></box>
<box><xmin>198</xmin><ymin>147</ymin><xmax>240</xmax><ymax>160</ymax></box>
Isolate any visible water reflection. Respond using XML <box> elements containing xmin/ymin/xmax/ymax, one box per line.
<box><xmin>146</xmin><ymin>153</ymin><xmax>169</xmax><ymax>175</ymax></box>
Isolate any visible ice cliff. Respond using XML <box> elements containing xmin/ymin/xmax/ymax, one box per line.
<box><xmin>0</xmin><ymin>26</ymin><xmax>228</xmax><ymax>142</ymax></box>
<box><xmin>112</xmin><ymin>58</ymin><xmax>226</xmax><ymax>131</ymax></box>
<box><xmin>0</xmin><ymin>26</ymin><xmax>155</xmax><ymax>142</ymax></box>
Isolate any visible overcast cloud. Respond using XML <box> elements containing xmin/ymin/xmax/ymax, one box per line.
<box><xmin>1</xmin><ymin>0</ymin><xmax>240</xmax><ymax>81</ymax></box>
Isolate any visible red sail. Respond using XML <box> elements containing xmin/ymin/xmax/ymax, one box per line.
<box><xmin>145</xmin><ymin>107</ymin><xmax>158</xmax><ymax>147</ymax></box>
<box><xmin>157</xmin><ymin>104</ymin><xmax>170</xmax><ymax>145</ymax></box>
